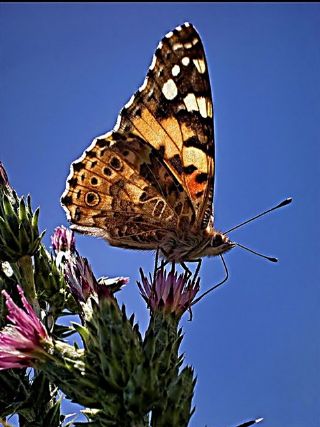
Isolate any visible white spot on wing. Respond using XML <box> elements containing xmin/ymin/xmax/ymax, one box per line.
<box><xmin>172</xmin><ymin>64</ymin><xmax>180</xmax><ymax>76</ymax></box>
<box><xmin>162</xmin><ymin>79</ymin><xmax>178</xmax><ymax>100</ymax></box>
<box><xmin>197</xmin><ymin>96</ymin><xmax>207</xmax><ymax>118</ymax></box>
<box><xmin>149</xmin><ymin>54</ymin><xmax>157</xmax><ymax>70</ymax></box>
<box><xmin>207</xmin><ymin>100</ymin><xmax>213</xmax><ymax>118</ymax></box>
<box><xmin>124</xmin><ymin>94</ymin><xmax>135</xmax><ymax>109</ymax></box>
<box><xmin>193</xmin><ymin>58</ymin><xmax>206</xmax><ymax>74</ymax></box>
<box><xmin>184</xmin><ymin>42</ymin><xmax>192</xmax><ymax>49</ymax></box>
<box><xmin>177</xmin><ymin>104</ymin><xmax>186</xmax><ymax>113</ymax></box>
<box><xmin>157</xmin><ymin>66</ymin><xmax>163</xmax><ymax>77</ymax></box>
<box><xmin>99</xmin><ymin>131</ymin><xmax>113</xmax><ymax>140</ymax></box>
<box><xmin>207</xmin><ymin>99</ymin><xmax>213</xmax><ymax>119</ymax></box>
<box><xmin>139</xmin><ymin>78</ymin><xmax>148</xmax><ymax>92</ymax></box>
<box><xmin>173</xmin><ymin>43</ymin><xmax>183</xmax><ymax>51</ymax></box>
<box><xmin>182</xmin><ymin>57</ymin><xmax>190</xmax><ymax>66</ymax></box>
<box><xmin>114</xmin><ymin>114</ymin><xmax>121</xmax><ymax>131</ymax></box>
<box><xmin>165</xmin><ymin>31</ymin><xmax>174</xmax><ymax>38</ymax></box>
<box><xmin>184</xmin><ymin>93</ymin><xmax>198</xmax><ymax>112</ymax></box>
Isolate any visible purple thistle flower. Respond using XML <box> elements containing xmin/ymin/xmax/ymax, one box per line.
<box><xmin>64</xmin><ymin>255</ymin><xmax>98</xmax><ymax>302</ymax></box>
<box><xmin>64</xmin><ymin>255</ymin><xmax>124</xmax><ymax>303</ymax></box>
<box><xmin>138</xmin><ymin>264</ymin><xmax>200</xmax><ymax>317</ymax></box>
<box><xmin>0</xmin><ymin>285</ymin><xmax>50</xmax><ymax>370</ymax></box>
<box><xmin>51</xmin><ymin>225</ymin><xmax>75</xmax><ymax>254</ymax></box>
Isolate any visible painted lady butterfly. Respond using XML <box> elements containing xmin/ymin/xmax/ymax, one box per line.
<box><xmin>61</xmin><ymin>23</ymin><xmax>234</xmax><ymax>263</ymax></box>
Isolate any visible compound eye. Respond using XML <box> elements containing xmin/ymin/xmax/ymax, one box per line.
<box><xmin>212</xmin><ymin>234</ymin><xmax>223</xmax><ymax>247</ymax></box>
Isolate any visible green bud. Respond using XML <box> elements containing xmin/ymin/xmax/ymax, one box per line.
<box><xmin>83</xmin><ymin>297</ymin><xmax>143</xmax><ymax>389</ymax></box>
<box><xmin>33</xmin><ymin>244</ymin><xmax>73</xmax><ymax>319</ymax></box>
<box><xmin>143</xmin><ymin>312</ymin><xmax>181</xmax><ymax>373</ymax></box>
<box><xmin>152</xmin><ymin>366</ymin><xmax>196</xmax><ymax>427</ymax></box>
<box><xmin>69</xmin><ymin>296</ymin><xmax>149</xmax><ymax>425</ymax></box>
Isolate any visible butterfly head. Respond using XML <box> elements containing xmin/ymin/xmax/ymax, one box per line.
<box><xmin>204</xmin><ymin>231</ymin><xmax>235</xmax><ymax>257</ymax></box>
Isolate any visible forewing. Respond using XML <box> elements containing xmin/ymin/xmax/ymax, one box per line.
<box><xmin>115</xmin><ymin>22</ymin><xmax>215</xmax><ymax>229</ymax></box>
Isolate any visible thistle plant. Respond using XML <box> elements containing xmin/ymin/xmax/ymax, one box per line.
<box><xmin>0</xmin><ymin>162</ymin><xmax>263</xmax><ymax>426</ymax></box>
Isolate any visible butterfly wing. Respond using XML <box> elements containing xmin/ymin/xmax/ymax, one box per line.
<box><xmin>61</xmin><ymin>132</ymin><xmax>195</xmax><ymax>249</ymax></box>
<box><xmin>61</xmin><ymin>22</ymin><xmax>215</xmax><ymax>250</ymax></box>
<box><xmin>116</xmin><ymin>22</ymin><xmax>215</xmax><ymax>230</ymax></box>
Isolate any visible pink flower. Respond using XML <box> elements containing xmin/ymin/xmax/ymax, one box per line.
<box><xmin>138</xmin><ymin>264</ymin><xmax>200</xmax><ymax>317</ymax></box>
<box><xmin>64</xmin><ymin>254</ymin><xmax>128</xmax><ymax>303</ymax></box>
<box><xmin>64</xmin><ymin>255</ymin><xmax>98</xmax><ymax>302</ymax></box>
<box><xmin>51</xmin><ymin>225</ymin><xmax>75</xmax><ymax>253</ymax></box>
<box><xmin>0</xmin><ymin>286</ymin><xmax>50</xmax><ymax>370</ymax></box>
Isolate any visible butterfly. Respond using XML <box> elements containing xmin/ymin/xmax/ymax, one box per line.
<box><xmin>61</xmin><ymin>22</ymin><xmax>234</xmax><ymax>263</ymax></box>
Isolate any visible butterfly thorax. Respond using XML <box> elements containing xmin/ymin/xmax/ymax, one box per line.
<box><xmin>160</xmin><ymin>227</ymin><xmax>234</xmax><ymax>262</ymax></box>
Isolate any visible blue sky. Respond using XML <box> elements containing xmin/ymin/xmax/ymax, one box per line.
<box><xmin>1</xmin><ymin>3</ymin><xmax>319</xmax><ymax>427</ymax></box>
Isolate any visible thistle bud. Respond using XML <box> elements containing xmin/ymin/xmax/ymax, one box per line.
<box><xmin>51</xmin><ymin>225</ymin><xmax>75</xmax><ymax>254</ymax></box>
<box><xmin>33</xmin><ymin>245</ymin><xmax>70</xmax><ymax>318</ymax></box>
<box><xmin>64</xmin><ymin>255</ymin><xmax>99</xmax><ymax>303</ymax></box>
<box><xmin>0</xmin><ymin>177</ymin><xmax>45</xmax><ymax>262</ymax></box>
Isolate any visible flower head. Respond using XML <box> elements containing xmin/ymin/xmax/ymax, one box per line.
<box><xmin>64</xmin><ymin>254</ymin><xmax>124</xmax><ymax>303</ymax></box>
<box><xmin>0</xmin><ymin>185</ymin><xmax>44</xmax><ymax>262</ymax></box>
<box><xmin>51</xmin><ymin>225</ymin><xmax>75</xmax><ymax>254</ymax></box>
<box><xmin>0</xmin><ymin>285</ymin><xmax>50</xmax><ymax>370</ymax></box>
<box><xmin>138</xmin><ymin>264</ymin><xmax>200</xmax><ymax>317</ymax></box>
<box><xmin>64</xmin><ymin>255</ymin><xmax>98</xmax><ymax>302</ymax></box>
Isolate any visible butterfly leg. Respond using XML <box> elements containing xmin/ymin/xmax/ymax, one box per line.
<box><xmin>191</xmin><ymin>255</ymin><xmax>229</xmax><ymax>306</ymax></box>
<box><xmin>155</xmin><ymin>247</ymin><xmax>170</xmax><ymax>271</ymax></box>
<box><xmin>181</xmin><ymin>259</ymin><xmax>202</xmax><ymax>283</ymax></box>
<box><xmin>192</xmin><ymin>259</ymin><xmax>202</xmax><ymax>284</ymax></box>
<box><xmin>180</xmin><ymin>262</ymin><xmax>192</xmax><ymax>279</ymax></box>
<box><xmin>153</xmin><ymin>247</ymin><xmax>161</xmax><ymax>285</ymax></box>
<box><xmin>181</xmin><ymin>259</ymin><xmax>202</xmax><ymax>322</ymax></box>
<box><xmin>153</xmin><ymin>247</ymin><xmax>172</xmax><ymax>287</ymax></box>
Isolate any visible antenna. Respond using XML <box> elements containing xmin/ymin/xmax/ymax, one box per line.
<box><xmin>191</xmin><ymin>255</ymin><xmax>229</xmax><ymax>306</ymax></box>
<box><xmin>224</xmin><ymin>197</ymin><xmax>292</xmax><ymax>234</ymax></box>
<box><xmin>235</xmin><ymin>418</ymin><xmax>264</xmax><ymax>427</ymax></box>
<box><xmin>234</xmin><ymin>242</ymin><xmax>278</xmax><ymax>262</ymax></box>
